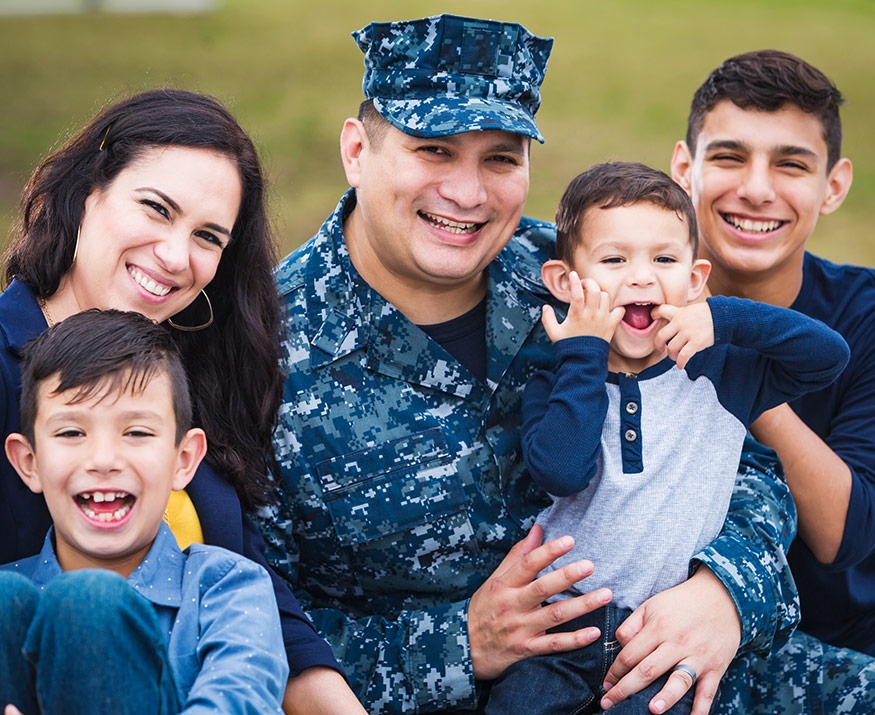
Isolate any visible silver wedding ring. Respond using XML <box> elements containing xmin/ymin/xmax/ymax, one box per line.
<box><xmin>672</xmin><ymin>663</ymin><xmax>698</xmax><ymax>685</ymax></box>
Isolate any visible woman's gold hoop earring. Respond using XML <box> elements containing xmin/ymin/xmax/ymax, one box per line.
<box><xmin>167</xmin><ymin>290</ymin><xmax>214</xmax><ymax>332</ymax></box>
<box><xmin>72</xmin><ymin>225</ymin><xmax>81</xmax><ymax>265</ymax></box>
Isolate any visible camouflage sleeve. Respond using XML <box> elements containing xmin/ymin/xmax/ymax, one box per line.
<box><xmin>307</xmin><ymin>600</ymin><xmax>476</xmax><ymax>713</ymax></box>
<box><xmin>692</xmin><ymin>434</ymin><xmax>800</xmax><ymax>656</ymax></box>
<box><xmin>258</xmin><ymin>484</ymin><xmax>480</xmax><ymax>714</ymax></box>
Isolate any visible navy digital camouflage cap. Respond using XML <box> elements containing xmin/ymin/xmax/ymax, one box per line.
<box><xmin>352</xmin><ymin>14</ymin><xmax>553</xmax><ymax>142</ymax></box>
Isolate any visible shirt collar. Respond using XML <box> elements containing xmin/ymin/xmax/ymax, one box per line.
<box><xmin>25</xmin><ymin>523</ymin><xmax>185</xmax><ymax>608</ymax></box>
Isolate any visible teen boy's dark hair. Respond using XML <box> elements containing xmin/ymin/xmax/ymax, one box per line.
<box><xmin>555</xmin><ymin>161</ymin><xmax>698</xmax><ymax>266</ymax></box>
<box><xmin>686</xmin><ymin>49</ymin><xmax>845</xmax><ymax>171</ymax></box>
<box><xmin>19</xmin><ymin>310</ymin><xmax>192</xmax><ymax>445</ymax></box>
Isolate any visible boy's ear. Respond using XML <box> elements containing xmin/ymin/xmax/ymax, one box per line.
<box><xmin>5</xmin><ymin>433</ymin><xmax>43</xmax><ymax>494</ymax></box>
<box><xmin>687</xmin><ymin>259</ymin><xmax>712</xmax><ymax>303</ymax></box>
<box><xmin>670</xmin><ymin>140</ymin><xmax>694</xmax><ymax>197</ymax></box>
<box><xmin>820</xmin><ymin>157</ymin><xmax>853</xmax><ymax>216</ymax></box>
<box><xmin>172</xmin><ymin>428</ymin><xmax>208</xmax><ymax>492</ymax></box>
<box><xmin>541</xmin><ymin>259</ymin><xmax>575</xmax><ymax>302</ymax></box>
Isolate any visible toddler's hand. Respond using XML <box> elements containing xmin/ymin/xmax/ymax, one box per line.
<box><xmin>542</xmin><ymin>272</ymin><xmax>625</xmax><ymax>343</ymax></box>
<box><xmin>652</xmin><ymin>302</ymin><xmax>715</xmax><ymax>369</ymax></box>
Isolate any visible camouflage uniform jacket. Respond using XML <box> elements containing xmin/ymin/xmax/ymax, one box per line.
<box><xmin>260</xmin><ymin>189</ymin><xmax>800</xmax><ymax>714</ymax></box>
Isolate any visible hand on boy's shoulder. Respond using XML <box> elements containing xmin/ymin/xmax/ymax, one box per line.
<box><xmin>653</xmin><ymin>302</ymin><xmax>715</xmax><ymax>370</ymax></box>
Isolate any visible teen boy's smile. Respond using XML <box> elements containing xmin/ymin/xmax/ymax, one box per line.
<box><xmin>6</xmin><ymin>372</ymin><xmax>205</xmax><ymax>577</ymax></box>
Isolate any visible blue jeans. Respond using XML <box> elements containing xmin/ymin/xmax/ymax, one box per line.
<box><xmin>484</xmin><ymin>605</ymin><xmax>698</xmax><ymax>715</ymax></box>
<box><xmin>0</xmin><ymin>570</ymin><xmax>182</xmax><ymax>715</ymax></box>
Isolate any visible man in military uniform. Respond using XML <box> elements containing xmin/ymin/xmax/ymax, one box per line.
<box><xmin>258</xmin><ymin>14</ymin><xmax>873</xmax><ymax>714</ymax></box>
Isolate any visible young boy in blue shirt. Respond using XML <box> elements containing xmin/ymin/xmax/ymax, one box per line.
<box><xmin>485</xmin><ymin>161</ymin><xmax>849</xmax><ymax>714</ymax></box>
<box><xmin>0</xmin><ymin>310</ymin><xmax>288</xmax><ymax>714</ymax></box>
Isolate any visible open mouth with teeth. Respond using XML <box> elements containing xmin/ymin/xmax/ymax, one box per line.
<box><xmin>128</xmin><ymin>265</ymin><xmax>173</xmax><ymax>297</ymax></box>
<box><xmin>75</xmin><ymin>491</ymin><xmax>136</xmax><ymax>524</ymax></box>
<box><xmin>721</xmin><ymin>214</ymin><xmax>786</xmax><ymax>235</ymax></box>
<box><xmin>622</xmin><ymin>303</ymin><xmax>656</xmax><ymax>331</ymax></box>
<box><xmin>419</xmin><ymin>211</ymin><xmax>485</xmax><ymax>236</ymax></box>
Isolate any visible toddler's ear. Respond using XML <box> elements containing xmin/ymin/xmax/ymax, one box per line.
<box><xmin>5</xmin><ymin>433</ymin><xmax>42</xmax><ymax>494</ymax></box>
<box><xmin>541</xmin><ymin>260</ymin><xmax>575</xmax><ymax>302</ymax></box>
<box><xmin>687</xmin><ymin>259</ymin><xmax>712</xmax><ymax>303</ymax></box>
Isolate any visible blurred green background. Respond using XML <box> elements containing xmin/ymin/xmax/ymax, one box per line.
<box><xmin>1</xmin><ymin>0</ymin><xmax>874</xmax><ymax>265</ymax></box>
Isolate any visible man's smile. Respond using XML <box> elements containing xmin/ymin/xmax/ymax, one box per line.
<box><xmin>419</xmin><ymin>211</ymin><xmax>484</xmax><ymax>235</ymax></box>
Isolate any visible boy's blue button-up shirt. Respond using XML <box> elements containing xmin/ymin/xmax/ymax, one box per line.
<box><xmin>3</xmin><ymin>523</ymin><xmax>289</xmax><ymax>713</ymax></box>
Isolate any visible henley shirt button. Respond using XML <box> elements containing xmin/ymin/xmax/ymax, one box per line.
<box><xmin>624</xmin><ymin>429</ymin><xmax>638</xmax><ymax>442</ymax></box>
<box><xmin>625</xmin><ymin>401</ymin><xmax>639</xmax><ymax>415</ymax></box>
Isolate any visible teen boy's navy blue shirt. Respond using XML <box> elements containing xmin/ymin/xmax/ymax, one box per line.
<box><xmin>787</xmin><ymin>252</ymin><xmax>875</xmax><ymax>656</ymax></box>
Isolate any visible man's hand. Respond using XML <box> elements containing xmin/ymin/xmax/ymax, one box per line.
<box><xmin>652</xmin><ymin>302</ymin><xmax>715</xmax><ymax>370</ymax></box>
<box><xmin>468</xmin><ymin>524</ymin><xmax>613</xmax><ymax>680</ymax></box>
<box><xmin>601</xmin><ymin>567</ymin><xmax>740</xmax><ymax>715</ymax></box>
<box><xmin>541</xmin><ymin>272</ymin><xmax>625</xmax><ymax>344</ymax></box>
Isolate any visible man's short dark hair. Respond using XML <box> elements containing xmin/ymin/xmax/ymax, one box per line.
<box><xmin>555</xmin><ymin>162</ymin><xmax>698</xmax><ymax>266</ymax></box>
<box><xmin>686</xmin><ymin>50</ymin><xmax>844</xmax><ymax>171</ymax></box>
<box><xmin>358</xmin><ymin>99</ymin><xmax>391</xmax><ymax>149</ymax></box>
<box><xmin>19</xmin><ymin>310</ymin><xmax>192</xmax><ymax>445</ymax></box>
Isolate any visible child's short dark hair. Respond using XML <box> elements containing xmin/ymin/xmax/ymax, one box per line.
<box><xmin>19</xmin><ymin>310</ymin><xmax>192</xmax><ymax>445</ymax></box>
<box><xmin>555</xmin><ymin>161</ymin><xmax>698</xmax><ymax>266</ymax></box>
<box><xmin>686</xmin><ymin>50</ymin><xmax>844</xmax><ymax>171</ymax></box>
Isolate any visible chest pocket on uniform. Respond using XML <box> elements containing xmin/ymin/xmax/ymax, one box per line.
<box><xmin>315</xmin><ymin>427</ymin><xmax>466</xmax><ymax>546</ymax></box>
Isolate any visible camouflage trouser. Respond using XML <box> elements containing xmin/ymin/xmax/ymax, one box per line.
<box><xmin>717</xmin><ymin>630</ymin><xmax>875</xmax><ymax>714</ymax></box>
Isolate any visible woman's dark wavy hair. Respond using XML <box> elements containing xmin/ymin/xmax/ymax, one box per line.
<box><xmin>4</xmin><ymin>88</ymin><xmax>282</xmax><ymax>511</ymax></box>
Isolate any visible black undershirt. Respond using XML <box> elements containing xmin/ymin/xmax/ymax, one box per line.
<box><xmin>418</xmin><ymin>297</ymin><xmax>488</xmax><ymax>383</ymax></box>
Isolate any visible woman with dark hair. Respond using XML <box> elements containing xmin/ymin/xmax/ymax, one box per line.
<box><xmin>0</xmin><ymin>89</ymin><xmax>365</xmax><ymax>714</ymax></box>
<box><xmin>5</xmin><ymin>88</ymin><xmax>278</xmax><ymax>518</ymax></box>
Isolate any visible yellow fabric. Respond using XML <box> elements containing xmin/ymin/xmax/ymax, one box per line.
<box><xmin>163</xmin><ymin>489</ymin><xmax>204</xmax><ymax>550</ymax></box>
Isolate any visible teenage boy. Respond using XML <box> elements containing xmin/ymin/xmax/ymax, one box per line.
<box><xmin>670</xmin><ymin>49</ymin><xmax>875</xmax><ymax>710</ymax></box>
<box><xmin>483</xmin><ymin>161</ymin><xmax>848</xmax><ymax>714</ymax></box>
<box><xmin>0</xmin><ymin>310</ymin><xmax>288</xmax><ymax>714</ymax></box>
<box><xmin>259</xmin><ymin>14</ymin><xmax>811</xmax><ymax>715</ymax></box>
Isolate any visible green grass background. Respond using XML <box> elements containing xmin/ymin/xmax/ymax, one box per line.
<box><xmin>1</xmin><ymin>0</ymin><xmax>874</xmax><ymax>265</ymax></box>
